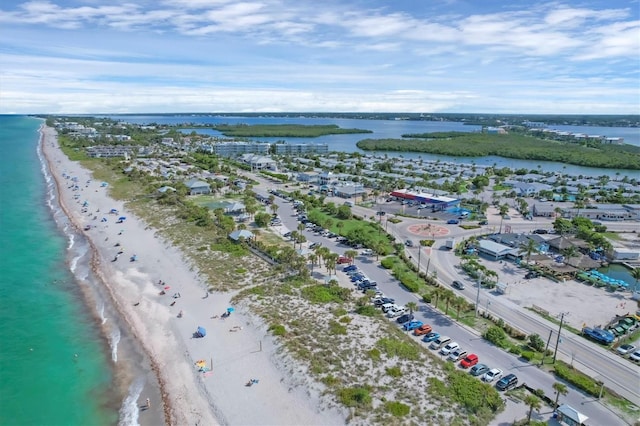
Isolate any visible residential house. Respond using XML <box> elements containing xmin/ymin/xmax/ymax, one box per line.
<box><xmin>184</xmin><ymin>179</ymin><xmax>211</xmax><ymax>195</ymax></box>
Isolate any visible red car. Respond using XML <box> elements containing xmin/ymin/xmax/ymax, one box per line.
<box><xmin>337</xmin><ymin>256</ymin><xmax>353</xmax><ymax>264</ymax></box>
<box><xmin>460</xmin><ymin>354</ymin><xmax>479</xmax><ymax>368</ymax></box>
<box><xmin>413</xmin><ymin>324</ymin><xmax>433</xmax><ymax>336</ymax></box>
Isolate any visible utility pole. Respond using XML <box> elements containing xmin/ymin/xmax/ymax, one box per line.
<box><xmin>425</xmin><ymin>257</ymin><xmax>431</xmax><ymax>275</ymax></box>
<box><xmin>475</xmin><ymin>272</ymin><xmax>483</xmax><ymax>317</ymax></box>
<box><xmin>417</xmin><ymin>247</ymin><xmax>422</xmax><ymax>273</ymax></box>
<box><xmin>541</xmin><ymin>329</ymin><xmax>553</xmax><ymax>365</ymax></box>
<box><xmin>553</xmin><ymin>312</ymin><xmax>568</xmax><ymax>364</ymax></box>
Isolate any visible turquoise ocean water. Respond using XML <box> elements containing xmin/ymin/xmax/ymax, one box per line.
<box><xmin>0</xmin><ymin>116</ymin><xmax>118</xmax><ymax>425</ymax></box>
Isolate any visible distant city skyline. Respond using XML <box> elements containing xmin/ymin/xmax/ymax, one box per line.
<box><xmin>1</xmin><ymin>0</ymin><xmax>639</xmax><ymax>114</ymax></box>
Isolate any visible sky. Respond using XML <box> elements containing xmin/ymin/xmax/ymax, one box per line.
<box><xmin>1</xmin><ymin>0</ymin><xmax>639</xmax><ymax>114</ymax></box>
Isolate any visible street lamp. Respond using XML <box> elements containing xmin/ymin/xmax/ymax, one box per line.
<box><xmin>417</xmin><ymin>247</ymin><xmax>422</xmax><ymax>272</ymax></box>
<box><xmin>485</xmin><ymin>299</ymin><xmax>491</xmax><ymax>315</ymax></box>
<box><xmin>553</xmin><ymin>312</ymin><xmax>569</xmax><ymax>364</ymax></box>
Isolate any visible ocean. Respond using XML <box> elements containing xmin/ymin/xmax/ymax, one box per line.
<box><xmin>0</xmin><ymin>116</ymin><xmax>119</xmax><ymax>425</ymax></box>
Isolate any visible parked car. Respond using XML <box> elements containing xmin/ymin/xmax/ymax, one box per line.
<box><xmin>616</xmin><ymin>344</ymin><xmax>636</xmax><ymax>355</ymax></box>
<box><xmin>452</xmin><ymin>280</ymin><xmax>465</xmax><ymax>290</ymax></box>
<box><xmin>479</xmin><ymin>220</ymin><xmax>488</xmax><ymax>225</ymax></box>
<box><xmin>396</xmin><ymin>313</ymin><xmax>415</xmax><ymax>324</ymax></box>
<box><xmin>413</xmin><ymin>324</ymin><xmax>433</xmax><ymax>336</ymax></box>
<box><xmin>533</xmin><ymin>229</ymin><xmax>548</xmax><ymax>234</ymax></box>
<box><xmin>386</xmin><ymin>306</ymin><xmax>407</xmax><ymax>318</ymax></box>
<box><xmin>361</xmin><ymin>249</ymin><xmax>374</xmax><ymax>256</ymax></box>
<box><xmin>374</xmin><ymin>297</ymin><xmax>395</xmax><ymax>307</ymax></box>
<box><xmin>429</xmin><ymin>336</ymin><xmax>451</xmax><ymax>350</ymax></box>
<box><xmin>629</xmin><ymin>350</ymin><xmax>640</xmax><ymax>363</ymax></box>
<box><xmin>525</xmin><ymin>271</ymin><xmax>539</xmax><ymax>279</ymax></box>
<box><xmin>460</xmin><ymin>354</ymin><xmax>479</xmax><ymax>368</ymax></box>
<box><xmin>343</xmin><ymin>265</ymin><xmax>358</xmax><ymax>272</ymax></box>
<box><xmin>469</xmin><ymin>363</ymin><xmax>490</xmax><ymax>376</ymax></box>
<box><xmin>439</xmin><ymin>342</ymin><xmax>460</xmax><ymax>356</ymax></box>
<box><xmin>582</xmin><ymin>327</ymin><xmax>615</xmax><ymax>345</ymax></box>
<box><xmin>403</xmin><ymin>320</ymin><xmax>424</xmax><ymax>331</ymax></box>
<box><xmin>309</xmin><ymin>242</ymin><xmax>321</xmax><ymax>249</ymax></box>
<box><xmin>482</xmin><ymin>368</ymin><xmax>503</xmax><ymax>383</ymax></box>
<box><xmin>447</xmin><ymin>219</ymin><xmax>459</xmax><ymax>224</ymax></box>
<box><xmin>496</xmin><ymin>373</ymin><xmax>518</xmax><ymax>391</ymax></box>
<box><xmin>448</xmin><ymin>349</ymin><xmax>467</xmax><ymax>362</ymax></box>
<box><xmin>337</xmin><ymin>256</ymin><xmax>352</xmax><ymax>264</ymax></box>
<box><xmin>422</xmin><ymin>332</ymin><xmax>440</xmax><ymax>343</ymax></box>
<box><xmin>381</xmin><ymin>303</ymin><xmax>398</xmax><ymax>313</ymax></box>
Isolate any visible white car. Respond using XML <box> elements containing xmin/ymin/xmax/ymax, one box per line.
<box><xmin>361</xmin><ymin>249</ymin><xmax>374</xmax><ymax>256</ymax></box>
<box><xmin>630</xmin><ymin>350</ymin><xmax>640</xmax><ymax>363</ymax></box>
<box><xmin>447</xmin><ymin>349</ymin><xmax>467</xmax><ymax>362</ymax></box>
<box><xmin>616</xmin><ymin>344</ymin><xmax>636</xmax><ymax>356</ymax></box>
<box><xmin>439</xmin><ymin>342</ymin><xmax>460</xmax><ymax>356</ymax></box>
<box><xmin>482</xmin><ymin>368</ymin><xmax>503</xmax><ymax>383</ymax></box>
<box><xmin>386</xmin><ymin>307</ymin><xmax>407</xmax><ymax>318</ymax></box>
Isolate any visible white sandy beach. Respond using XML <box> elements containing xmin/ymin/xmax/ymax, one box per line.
<box><xmin>41</xmin><ymin>125</ymin><xmax>346</xmax><ymax>425</ymax></box>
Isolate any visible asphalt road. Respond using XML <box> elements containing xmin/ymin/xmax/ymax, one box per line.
<box><xmin>254</xmin><ymin>185</ymin><xmax>630</xmax><ymax>425</ymax></box>
<box><xmin>382</xmin><ymin>208</ymin><xmax>640</xmax><ymax>407</ymax></box>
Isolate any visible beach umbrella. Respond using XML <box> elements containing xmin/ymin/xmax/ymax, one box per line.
<box><xmin>118</xmin><ymin>216</ymin><xmax>126</xmax><ymax>221</ymax></box>
<box><xmin>164</xmin><ymin>286</ymin><xmax>171</xmax><ymax>290</ymax></box>
<box><xmin>227</xmin><ymin>307</ymin><xmax>235</xmax><ymax>313</ymax></box>
<box><xmin>197</xmin><ymin>326</ymin><xmax>207</xmax><ymax>337</ymax></box>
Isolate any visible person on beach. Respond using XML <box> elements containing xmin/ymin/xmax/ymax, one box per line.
<box><xmin>146</xmin><ymin>398</ymin><xmax>151</xmax><ymax>409</ymax></box>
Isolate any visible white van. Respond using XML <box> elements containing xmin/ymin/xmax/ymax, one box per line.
<box><xmin>344</xmin><ymin>201</ymin><xmax>354</xmax><ymax>207</ymax></box>
<box><xmin>429</xmin><ymin>336</ymin><xmax>451</xmax><ymax>350</ymax></box>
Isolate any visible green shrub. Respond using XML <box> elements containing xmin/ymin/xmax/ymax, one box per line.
<box><xmin>380</xmin><ymin>257</ymin><xmax>398</xmax><ymax>269</ymax></box>
<box><xmin>483</xmin><ymin>326</ymin><xmax>508</xmax><ymax>347</ymax></box>
<box><xmin>419</xmin><ymin>239</ymin><xmax>435</xmax><ymax>247</ymax></box>
<box><xmin>376</xmin><ymin>338</ymin><xmax>420</xmax><ymax>361</ymax></box>
<box><xmin>528</xmin><ymin>333</ymin><xmax>545</xmax><ymax>352</ymax></box>
<box><xmin>355</xmin><ymin>305</ymin><xmax>379</xmax><ymax>317</ymax></box>
<box><xmin>328</xmin><ymin>320</ymin><xmax>347</xmax><ymax>335</ymax></box>
<box><xmin>268</xmin><ymin>324</ymin><xmax>286</xmax><ymax>336</ymax></box>
<box><xmin>333</xmin><ymin>307</ymin><xmax>348</xmax><ymax>317</ymax></box>
<box><xmin>448</xmin><ymin>370</ymin><xmax>505</xmax><ymax>414</ymax></box>
<box><xmin>520</xmin><ymin>350</ymin><xmax>535</xmax><ymax>361</ymax></box>
<box><xmin>385</xmin><ymin>366</ymin><xmax>403</xmax><ymax>377</ymax></box>
<box><xmin>301</xmin><ymin>284</ymin><xmax>351</xmax><ymax>304</ymax></box>
<box><xmin>554</xmin><ymin>362</ymin><xmax>600</xmax><ymax>397</ymax></box>
<box><xmin>338</xmin><ymin>387</ymin><xmax>372</xmax><ymax>407</ymax></box>
<box><xmin>509</xmin><ymin>346</ymin><xmax>522</xmax><ymax>356</ymax></box>
<box><xmin>367</xmin><ymin>348</ymin><xmax>381</xmax><ymax>361</ymax></box>
<box><xmin>210</xmin><ymin>239</ymin><xmax>249</xmax><ymax>256</ymax></box>
<box><xmin>422</xmin><ymin>293</ymin><xmax>432</xmax><ymax>303</ymax></box>
<box><xmin>384</xmin><ymin>401</ymin><xmax>410</xmax><ymax>417</ymax></box>
<box><xmin>321</xmin><ymin>375</ymin><xmax>340</xmax><ymax>387</ymax></box>
<box><xmin>338</xmin><ymin>316</ymin><xmax>352</xmax><ymax>324</ymax></box>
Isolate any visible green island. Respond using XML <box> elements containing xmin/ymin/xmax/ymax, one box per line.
<box><xmin>356</xmin><ymin>133</ymin><xmax>640</xmax><ymax>170</ymax></box>
<box><xmin>211</xmin><ymin>124</ymin><xmax>372</xmax><ymax>137</ymax></box>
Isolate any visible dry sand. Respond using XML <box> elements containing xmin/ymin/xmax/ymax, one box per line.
<box><xmin>41</xmin><ymin>125</ymin><xmax>346</xmax><ymax>425</ymax></box>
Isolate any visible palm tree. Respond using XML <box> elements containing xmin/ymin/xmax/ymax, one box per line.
<box><xmin>344</xmin><ymin>249</ymin><xmax>358</xmax><ymax>264</ymax></box>
<box><xmin>297</xmin><ymin>222</ymin><xmax>305</xmax><ymax>234</ymax></box>
<box><xmin>631</xmin><ymin>268</ymin><xmax>640</xmax><ymax>294</ymax></box>
<box><xmin>520</xmin><ymin>239</ymin><xmax>538</xmax><ymax>264</ymax></box>
<box><xmin>524</xmin><ymin>394</ymin><xmax>542</xmax><ymax>424</ymax></box>
<box><xmin>561</xmin><ymin>245</ymin><xmax>579</xmax><ymax>266</ymax></box>
<box><xmin>406</xmin><ymin>302</ymin><xmax>418</xmax><ymax>316</ymax></box>
<box><xmin>270</xmin><ymin>203</ymin><xmax>279</xmax><ymax>216</ymax></box>
<box><xmin>308</xmin><ymin>253</ymin><xmax>317</xmax><ymax>273</ymax></box>
<box><xmin>552</xmin><ymin>382</ymin><xmax>568</xmax><ymax>409</ymax></box>
<box><xmin>432</xmin><ymin>286</ymin><xmax>445</xmax><ymax>309</ymax></box>
<box><xmin>443</xmin><ymin>289</ymin><xmax>455</xmax><ymax>315</ymax></box>
<box><xmin>453</xmin><ymin>296</ymin><xmax>468</xmax><ymax>320</ymax></box>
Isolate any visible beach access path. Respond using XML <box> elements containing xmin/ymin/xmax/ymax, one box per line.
<box><xmin>41</xmin><ymin>125</ymin><xmax>345</xmax><ymax>425</ymax></box>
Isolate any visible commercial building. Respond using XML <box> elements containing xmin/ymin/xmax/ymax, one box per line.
<box><xmin>389</xmin><ymin>189</ymin><xmax>459</xmax><ymax>210</ymax></box>
<box><xmin>274</xmin><ymin>143</ymin><xmax>329</xmax><ymax>155</ymax></box>
<box><xmin>201</xmin><ymin>142</ymin><xmax>269</xmax><ymax>157</ymax></box>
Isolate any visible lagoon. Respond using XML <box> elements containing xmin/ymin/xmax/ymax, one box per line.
<box><xmin>109</xmin><ymin>115</ymin><xmax>640</xmax><ymax>178</ymax></box>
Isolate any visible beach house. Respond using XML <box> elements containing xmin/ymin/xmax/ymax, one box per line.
<box><xmin>184</xmin><ymin>179</ymin><xmax>211</xmax><ymax>195</ymax></box>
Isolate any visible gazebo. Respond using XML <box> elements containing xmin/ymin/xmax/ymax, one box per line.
<box><xmin>555</xmin><ymin>404</ymin><xmax>588</xmax><ymax>426</ymax></box>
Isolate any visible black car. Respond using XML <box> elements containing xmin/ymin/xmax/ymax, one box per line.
<box><xmin>452</xmin><ymin>280</ymin><xmax>465</xmax><ymax>290</ymax></box>
<box><xmin>396</xmin><ymin>313</ymin><xmax>414</xmax><ymax>324</ymax></box>
<box><xmin>374</xmin><ymin>297</ymin><xmax>395</xmax><ymax>307</ymax></box>
<box><xmin>495</xmin><ymin>374</ymin><xmax>518</xmax><ymax>391</ymax></box>
<box><xmin>533</xmin><ymin>229</ymin><xmax>548</xmax><ymax>234</ymax></box>
<box><xmin>525</xmin><ymin>271</ymin><xmax>539</xmax><ymax>279</ymax></box>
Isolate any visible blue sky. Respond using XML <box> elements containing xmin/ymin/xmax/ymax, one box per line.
<box><xmin>1</xmin><ymin>0</ymin><xmax>639</xmax><ymax>114</ymax></box>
